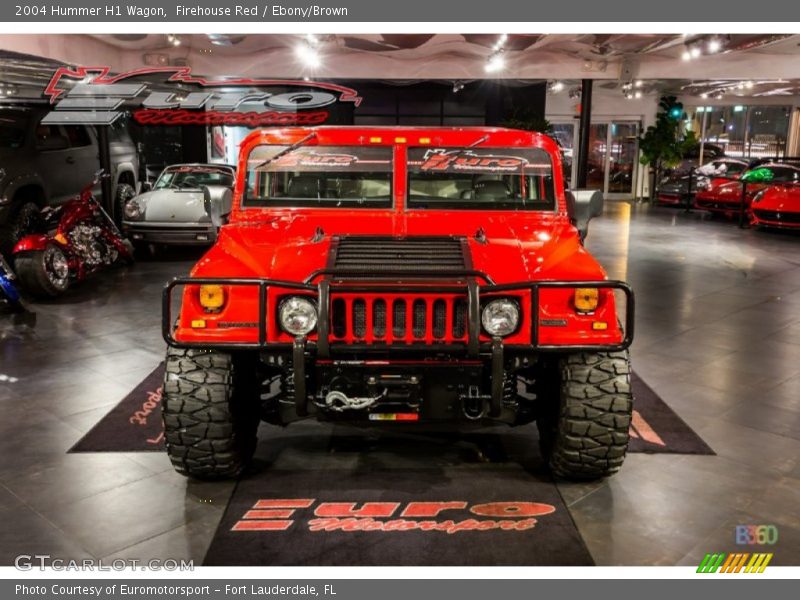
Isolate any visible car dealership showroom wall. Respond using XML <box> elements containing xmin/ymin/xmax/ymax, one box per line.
<box><xmin>1</xmin><ymin>33</ymin><xmax>800</xmax><ymax>567</ymax></box>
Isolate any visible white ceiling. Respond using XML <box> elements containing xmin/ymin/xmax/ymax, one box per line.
<box><xmin>1</xmin><ymin>33</ymin><xmax>799</xmax><ymax>99</ymax></box>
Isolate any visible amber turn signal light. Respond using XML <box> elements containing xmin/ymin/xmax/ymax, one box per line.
<box><xmin>574</xmin><ymin>288</ymin><xmax>599</xmax><ymax>313</ymax></box>
<box><xmin>199</xmin><ymin>284</ymin><xmax>225</xmax><ymax>311</ymax></box>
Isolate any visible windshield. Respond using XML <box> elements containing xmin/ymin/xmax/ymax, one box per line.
<box><xmin>0</xmin><ymin>111</ymin><xmax>28</xmax><ymax>149</ymax></box>
<box><xmin>155</xmin><ymin>166</ymin><xmax>235</xmax><ymax>190</ymax></box>
<box><xmin>719</xmin><ymin>161</ymin><xmax>747</xmax><ymax>175</ymax></box>
<box><xmin>244</xmin><ymin>145</ymin><xmax>393</xmax><ymax>208</ymax></box>
<box><xmin>407</xmin><ymin>147</ymin><xmax>556</xmax><ymax>210</ymax></box>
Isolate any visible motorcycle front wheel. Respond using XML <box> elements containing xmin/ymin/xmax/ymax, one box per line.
<box><xmin>15</xmin><ymin>244</ymin><xmax>71</xmax><ymax>298</ymax></box>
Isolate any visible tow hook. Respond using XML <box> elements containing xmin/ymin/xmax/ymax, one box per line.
<box><xmin>463</xmin><ymin>385</ymin><xmax>487</xmax><ymax>420</ymax></box>
<box><xmin>324</xmin><ymin>389</ymin><xmax>387</xmax><ymax>412</ymax></box>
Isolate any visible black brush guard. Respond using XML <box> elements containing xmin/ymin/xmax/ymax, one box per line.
<box><xmin>163</xmin><ymin>273</ymin><xmax>633</xmax><ymax>418</ymax></box>
<box><xmin>162</xmin><ymin>272</ymin><xmax>635</xmax><ymax>353</ymax></box>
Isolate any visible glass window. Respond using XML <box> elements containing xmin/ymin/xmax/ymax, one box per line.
<box><xmin>155</xmin><ymin>165</ymin><xmax>235</xmax><ymax>190</ymax></box>
<box><xmin>63</xmin><ymin>126</ymin><xmax>92</xmax><ymax>148</ymax></box>
<box><xmin>244</xmin><ymin>145</ymin><xmax>393</xmax><ymax>208</ymax></box>
<box><xmin>747</xmin><ymin>106</ymin><xmax>790</xmax><ymax>158</ymax></box>
<box><xmin>407</xmin><ymin>147</ymin><xmax>555</xmax><ymax>211</ymax></box>
<box><xmin>762</xmin><ymin>166</ymin><xmax>800</xmax><ymax>182</ymax></box>
<box><xmin>686</xmin><ymin>105</ymin><xmax>791</xmax><ymax>160</ymax></box>
<box><xmin>0</xmin><ymin>111</ymin><xmax>28</xmax><ymax>148</ymax></box>
<box><xmin>34</xmin><ymin>123</ymin><xmax>64</xmax><ymax>148</ymax></box>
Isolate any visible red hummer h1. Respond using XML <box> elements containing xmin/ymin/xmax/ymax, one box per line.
<box><xmin>162</xmin><ymin>126</ymin><xmax>635</xmax><ymax>481</ymax></box>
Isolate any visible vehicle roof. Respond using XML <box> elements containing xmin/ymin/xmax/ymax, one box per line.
<box><xmin>163</xmin><ymin>163</ymin><xmax>237</xmax><ymax>170</ymax></box>
<box><xmin>240</xmin><ymin>125</ymin><xmax>554</xmax><ymax>141</ymax></box>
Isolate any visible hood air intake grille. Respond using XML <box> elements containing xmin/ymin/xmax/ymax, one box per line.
<box><xmin>331</xmin><ymin>236</ymin><xmax>468</xmax><ymax>274</ymax></box>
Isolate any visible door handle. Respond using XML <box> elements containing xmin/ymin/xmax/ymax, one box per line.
<box><xmin>66</xmin><ymin>156</ymin><xmax>76</xmax><ymax>164</ymax></box>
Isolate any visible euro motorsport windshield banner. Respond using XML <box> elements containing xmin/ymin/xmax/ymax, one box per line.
<box><xmin>3</xmin><ymin>0</ymin><xmax>800</xmax><ymax>21</ymax></box>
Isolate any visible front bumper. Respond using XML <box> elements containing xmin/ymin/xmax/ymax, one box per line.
<box><xmin>694</xmin><ymin>197</ymin><xmax>746</xmax><ymax>212</ymax></box>
<box><xmin>163</xmin><ymin>275</ymin><xmax>634</xmax><ymax>420</ymax></box>
<box><xmin>751</xmin><ymin>209</ymin><xmax>800</xmax><ymax>229</ymax></box>
<box><xmin>122</xmin><ymin>221</ymin><xmax>216</xmax><ymax>245</ymax></box>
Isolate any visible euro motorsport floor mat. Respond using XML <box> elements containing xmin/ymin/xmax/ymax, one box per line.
<box><xmin>69</xmin><ymin>363</ymin><xmax>713</xmax><ymax>455</ymax></box>
<box><xmin>202</xmin><ymin>427</ymin><xmax>594</xmax><ymax>566</ymax></box>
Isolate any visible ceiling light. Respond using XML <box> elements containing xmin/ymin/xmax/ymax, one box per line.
<box><xmin>452</xmin><ymin>81</ymin><xmax>465</xmax><ymax>93</ymax></box>
<box><xmin>690</xmin><ymin>46</ymin><xmax>702</xmax><ymax>58</ymax></box>
<box><xmin>551</xmin><ymin>81</ymin><xmax>564</xmax><ymax>93</ymax></box>
<box><xmin>635</xmin><ymin>91</ymin><xmax>642</xmax><ymax>99</ymax></box>
<box><xmin>306</xmin><ymin>34</ymin><xmax>319</xmax><ymax>45</ymax></box>
<box><xmin>745</xmin><ymin>81</ymin><xmax>754</xmax><ymax>89</ymax></box>
<box><xmin>682</xmin><ymin>50</ymin><xmax>692</xmax><ymax>61</ymax></box>
<box><xmin>485</xmin><ymin>52</ymin><xmax>506</xmax><ymax>73</ymax></box>
<box><xmin>635</xmin><ymin>80</ymin><xmax>643</xmax><ymax>88</ymax></box>
<box><xmin>716</xmin><ymin>93</ymin><xmax>724</xmax><ymax>100</ymax></box>
<box><xmin>707</xmin><ymin>39</ymin><xmax>721</xmax><ymax>53</ymax></box>
<box><xmin>296</xmin><ymin>42</ymin><xmax>321</xmax><ymax>68</ymax></box>
<box><xmin>700</xmin><ymin>93</ymin><xmax>708</xmax><ymax>99</ymax></box>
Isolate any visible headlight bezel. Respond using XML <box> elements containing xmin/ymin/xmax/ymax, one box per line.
<box><xmin>279</xmin><ymin>296</ymin><xmax>318</xmax><ymax>336</ymax></box>
<box><xmin>124</xmin><ymin>198</ymin><xmax>143</xmax><ymax>220</ymax></box>
<box><xmin>481</xmin><ymin>298</ymin><xmax>521</xmax><ymax>338</ymax></box>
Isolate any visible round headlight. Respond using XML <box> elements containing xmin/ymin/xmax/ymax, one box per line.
<box><xmin>124</xmin><ymin>198</ymin><xmax>142</xmax><ymax>220</ymax></box>
<box><xmin>279</xmin><ymin>297</ymin><xmax>318</xmax><ymax>336</ymax></box>
<box><xmin>481</xmin><ymin>299</ymin><xmax>520</xmax><ymax>337</ymax></box>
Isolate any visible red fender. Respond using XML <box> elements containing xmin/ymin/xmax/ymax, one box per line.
<box><xmin>13</xmin><ymin>234</ymin><xmax>50</xmax><ymax>254</ymax></box>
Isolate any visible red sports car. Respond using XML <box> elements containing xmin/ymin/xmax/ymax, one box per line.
<box><xmin>657</xmin><ymin>158</ymin><xmax>748</xmax><ymax>206</ymax></box>
<box><xmin>694</xmin><ymin>163</ymin><xmax>800</xmax><ymax>216</ymax></box>
<box><xmin>750</xmin><ymin>183</ymin><xmax>800</xmax><ymax>229</ymax></box>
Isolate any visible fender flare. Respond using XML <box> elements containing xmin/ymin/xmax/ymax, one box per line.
<box><xmin>13</xmin><ymin>233</ymin><xmax>50</xmax><ymax>254</ymax></box>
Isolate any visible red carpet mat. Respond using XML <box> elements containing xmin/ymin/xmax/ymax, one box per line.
<box><xmin>69</xmin><ymin>363</ymin><xmax>712</xmax><ymax>455</ymax></box>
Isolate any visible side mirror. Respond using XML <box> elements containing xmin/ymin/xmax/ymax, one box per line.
<box><xmin>203</xmin><ymin>185</ymin><xmax>233</xmax><ymax>230</ymax></box>
<box><xmin>565</xmin><ymin>189</ymin><xmax>604</xmax><ymax>242</ymax></box>
<box><xmin>140</xmin><ymin>181</ymin><xmax>152</xmax><ymax>193</ymax></box>
<box><xmin>38</xmin><ymin>134</ymin><xmax>69</xmax><ymax>152</ymax></box>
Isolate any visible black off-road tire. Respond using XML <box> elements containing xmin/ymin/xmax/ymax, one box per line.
<box><xmin>114</xmin><ymin>183</ymin><xmax>136</xmax><ymax>228</ymax></box>
<box><xmin>538</xmin><ymin>350</ymin><xmax>633</xmax><ymax>480</ymax></box>
<box><xmin>162</xmin><ymin>347</ymin><xmax>259</xmax><ymax>480</ymax></box>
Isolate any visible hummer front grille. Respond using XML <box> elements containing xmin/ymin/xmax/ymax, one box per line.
<box><xmin>330</xmin><ymin>293</ymin><xmax>469</xmax><ymax>344</ymax></box>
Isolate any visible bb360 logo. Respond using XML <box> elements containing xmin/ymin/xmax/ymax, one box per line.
<box><xmin>232</xmin><ymin>499</ymin><xmax>557</xmax><ymax>534</ymax></box>
<box><xmin>735</xmin><ymin>525</ymin><xmax>779</xmax><ymax>545</ymax></box>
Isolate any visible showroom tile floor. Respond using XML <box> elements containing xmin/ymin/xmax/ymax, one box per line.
<box><xmin>1</xmin><ymin>203</ymin><xmax>799</xmax><ymax>566</ymax></box>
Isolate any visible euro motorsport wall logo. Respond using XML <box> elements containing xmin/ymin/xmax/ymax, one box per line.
<box><xmin>41</xmin><ymin>66</ymin><xmax>362</xmax><ymax>127</ymax></box>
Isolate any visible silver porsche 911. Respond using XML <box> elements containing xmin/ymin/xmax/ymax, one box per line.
<box><xmin>122</xmin><ymin>163</ymin><xmax>236</xmax><ymax>247</ymax></box>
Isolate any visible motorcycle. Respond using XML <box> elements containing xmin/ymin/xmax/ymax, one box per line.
<box><xmin>12</xmin><ymin>171</ymin><xmax>134</xmax><ymax>298</ymax></box>
<box><xmin>0</xmin><ymin>252</ymin><xmax>22</xmax><ymax>310</ymax></box>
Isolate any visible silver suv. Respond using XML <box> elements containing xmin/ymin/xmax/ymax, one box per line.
<box><xmin>0</xmin><ymin>106</ymin><xmax>139</xmax><ymax>252</ymax></box>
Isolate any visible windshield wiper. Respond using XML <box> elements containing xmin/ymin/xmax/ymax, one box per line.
<box><xmin>468</xmin><ymin>135</ymin><xmax>489</xmax><ymax>148</ymax></box>
<box><xmin>254</xmin><ymin>132</ymin><xmax>318</xmax><ymax>170</ymax></box>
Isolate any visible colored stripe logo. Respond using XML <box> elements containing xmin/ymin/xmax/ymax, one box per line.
<box><xmin>697</xmin><ymin>552</ymin><xmax>773</xmax><ymax>573</ymax></box>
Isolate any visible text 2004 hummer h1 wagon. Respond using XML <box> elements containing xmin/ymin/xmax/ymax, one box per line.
<box><xmin>162</xmin><ymin>127</ymin><xmax>635</xmax><ymax>481</ymax></box>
